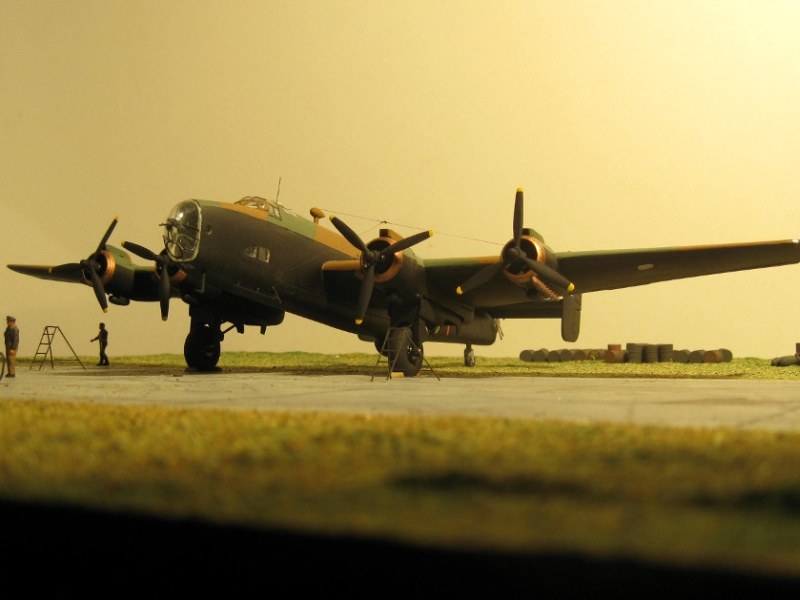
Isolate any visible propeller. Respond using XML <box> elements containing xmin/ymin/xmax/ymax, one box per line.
<box><xmin>45</xmin><ymin>218</ymin><xmax>119</xmax><ymax>312</ymax></box>
<box><xmin>456</xmin><ymin>188</ymin><xmax>575</xmax><ymax>296</ymax></box>
<box><xmin>329</xmin><ymin>216</ymin><xmax>433</xmax><ymax>325</ymax></box>
<box><xmin>122</xmin><ymin>240</ymin><xmax>173</xmax><ymax>321</ymax></box>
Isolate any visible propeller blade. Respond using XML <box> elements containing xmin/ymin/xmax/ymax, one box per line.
<box><xmin>329</xmin><ymin>216</ymin><xmax>369</xmax><ymax>254</ymax></box>
<box><xmin>355</xmin><ymin>264</ymin><xmax>376</xmax><ymax>325</ymax></box>
<box><xmin>96</xmin><ymin>217</ymin><xmax>119</xmax><ymax>254</ymax></box>
<box><xmin>159</xmin><ymin>268</ymin><xmax>170</xmax><ymax>321</ymax></box>
<box><xmin>456</xmin><ymin>261</ymin><xmax>504</xmax><ymax>296</ymax></box>
<box><xmin>123</xmin><ymin>239</ymin><xmax>175</xmax><ymax>320</ymax></box>
<box><xmin>512</xmin><ymin>188</ymin><xmax>524</xmax><ymax>246</ymax></box>
<box><xmin>83</xmin><ymin>259</ymin><xmax>108</xmax><ymax>312</ymax></box>
<box><xmin>330</xmin><ymin>215</ymin><xmax>433</xmax><ymax>323</ymax></box>
<box><xmin>382</xmin><ymin>230</ymin><xmax>434</xmax><ymax>256</ymax></box>
<box><xmin>456</xmin><ymin>188</ymin><xmax>575</xmax><ymax>296</ymax></box>
<box><xmin>122</xmin><ymin>241</ymin><xmax>160</xmax><ymax>262</ymax></box>
<box><xmin>522</xmin><ymin>257</ymin><xmax>575</xmax><ymax>292</ymax></box>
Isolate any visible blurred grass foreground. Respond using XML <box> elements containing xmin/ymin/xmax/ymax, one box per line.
<box><xmin>2</xmin><ymin>352</ymin><xmax>800</xmax><ymax>583</ymax></box>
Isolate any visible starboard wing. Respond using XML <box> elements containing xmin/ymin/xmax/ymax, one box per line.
<box><xmin>556</xmin><ymin>239</ymin><xmax>800</xmax><ymax>293</ymax></box>
<box><xmin>421</xmin><ymin>239</ymin><xmax>800</xmax><ymax>325</ymax></box>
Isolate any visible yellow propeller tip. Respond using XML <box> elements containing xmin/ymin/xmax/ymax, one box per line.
<box><xmin>161</xmin><ymin>316</ymin><xmax>168</xmax><ymax>322</ymax></box>
<box><xmin>102</xmin><ymin>308</ymin><xmax>109</xmax><ymax>313</ymax></box>
<box><xmin>456</xmin><ymin>287</ymin><xmax>464</xmax><ymax>295</ymax></box>
<box><xmin>355</xmin><ymin>318</ymin><xmax>364</xmax><ymax>325</ymax></box>
<box><xmin>567</xmin><ymin>283</ymin><xmax>575</xmax><ymax>293</ymax></box>
<box><xmin>517</xmin><ymin>187</ymin><xmax>524</xmax><ymax>193</ymax></box>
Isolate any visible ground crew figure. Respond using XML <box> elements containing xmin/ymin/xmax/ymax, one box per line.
<box><xmin>91</xmin><ymin>322</ymin><xmax>109</xmax><ymax>366</ymax></box>
<box><xmin>4</xmin><ymin>316</ymin><xmax>19</xmax><ymax>378</ymax></box>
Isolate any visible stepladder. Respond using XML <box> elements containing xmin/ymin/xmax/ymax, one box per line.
<box><xmin>31</xmin><ymin>326</ymin><xmax>86</xmax><ymax>370</ymax></box>
<box><xmin>372</xmin><ymin>327</ymin><xmax>439</xmax><ymax>381</ymax></box>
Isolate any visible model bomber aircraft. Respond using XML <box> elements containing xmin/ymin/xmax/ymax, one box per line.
<box><xmin>8</xmin><ymin>189</ymin><xmax>800</xmax><ymax>375</ymax></box>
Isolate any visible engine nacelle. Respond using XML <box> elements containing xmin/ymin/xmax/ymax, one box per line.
<box><xmin>83</xmin><ymin>246</ymin><xmax>134</xmax><ymax>293</ymax></box>
<box><xmin>365</xmin><ymin>229</ymin><xmax>426</xmax><ymax>299</ymax></box>
<box><xmin>84</xmin><ymin>245</ymin><xmax>172</xmax><ymax>303</ymax></box>
<box><xmin>499</xmin><ymin>231</ymin><xmax>565</xmax><ymax>300</ymax></box>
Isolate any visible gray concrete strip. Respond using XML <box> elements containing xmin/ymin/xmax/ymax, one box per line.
<box><xmin>2</xmin><ymin>367</ymin><xmax>800</xmax><ymax>431</ymax></box>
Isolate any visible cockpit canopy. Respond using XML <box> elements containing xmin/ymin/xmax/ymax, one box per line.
<box><xmin>236</xmin><ymin>196</ymin><xmax>283</xmax><ymax>219</ymax></box>
<box><xmin>164</xmin><ymin>200</ymin><xmax>201</xmax><ymax>262</ymax></box>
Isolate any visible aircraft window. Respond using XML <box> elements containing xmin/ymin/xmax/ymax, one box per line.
<box><xmin>236</xmin><ymin>196</ymin><xmax>268</xmax><ymax>210</ymax></box>
<box><xmin>236</xmin><ymin>196</ymin><xmax>282</xmax><ymax>219</ymax></box>
<box><xmin>244</xmin><ymin>246</ymin><xmax>271</xmax><ymax>263</ymax></box>
<box><xmin>164</xmin><ymin>200</ymin><xmax>201</xmax><ymax>262</ymax></box>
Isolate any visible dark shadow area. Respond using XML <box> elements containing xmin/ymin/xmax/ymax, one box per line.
<box><xmin>1</xmin><ymin>500</ymin><xmax>799</xmax><ymax>598</ymax></box>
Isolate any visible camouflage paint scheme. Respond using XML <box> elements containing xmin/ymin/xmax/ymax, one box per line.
<box><xmin>9</xmin><ymin>190</ymin><xmax>800</xmax><ymax>374</ymax></box>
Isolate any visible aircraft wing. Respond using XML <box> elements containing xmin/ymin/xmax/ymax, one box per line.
<box><xmin>8</xmin><ymin>242</ymin><xmax>162</xmax><ymax>309</ymax></box>
<box><xmin>7</xmin><ymin>263</ymin><xmax>85</xmax><ymax>284</ymax></box>
<box><xmin>556</xmin><ymin>239</ymin><xmax>800</xmax><ymax>293</ymax></box>
<box><xmin>423</xmin><ymin>239</ymin><xmax>800</xmax><ymax>327</ymax></box>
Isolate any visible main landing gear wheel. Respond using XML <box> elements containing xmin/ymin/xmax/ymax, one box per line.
<box><xmin>184</xmin><ymin>325</ymin><xmax>221</xmax><ymax>371</ymax></box>
<box><xmin>388</xmin><ymin>326</ymin><xmax>423</xmax><ymax>377</ymax></box>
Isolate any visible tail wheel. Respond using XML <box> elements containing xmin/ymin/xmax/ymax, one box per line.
<box><xmin>464</xmin><ymin>345</ymin><xmax>476</xmax><ymax>367</ymax></box>
<box><xmin>388</xmin><ymin>326</ymin><xmax>423</xmax><ymax>377</ymax></box>
<box><xmin>184</xmin><ymin>325</ymin><xmax>221</xmax><ymax>371</ymax></box>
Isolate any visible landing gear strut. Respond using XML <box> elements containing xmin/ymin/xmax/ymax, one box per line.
<box><xmin>464</xmin><ymin>344</ymin><xmax>476</xmax><ymax>367</ymax></box>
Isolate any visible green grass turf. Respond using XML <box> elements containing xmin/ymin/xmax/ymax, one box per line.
<box><xmin>3</xmin><ymin>353</ymin><xmax>800</xmax><ymax>577</ymax></box>
<box><xmin>36</xmin><ymin>351</ymin><xmax>800</xmax><ymax>379</ymax></box>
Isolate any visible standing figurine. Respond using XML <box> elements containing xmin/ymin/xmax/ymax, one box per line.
<box><xmin>4</xmin><ymin>316</ymin><xmax>19</xmax><ymax>378</ymax></box>
<box><xmin>91</xmin><ymin>322</ymin><xmax>109</xmax><ymax>366</ymax></box>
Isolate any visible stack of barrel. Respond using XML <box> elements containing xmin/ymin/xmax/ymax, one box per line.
<box><xmin>770</xmin><ymin>343</ymin><xmax>800</xmax><ymax>367</ymax></box>
<box><xmin>606</xmin><ymin>343</ymin><xmax>732</xmax><ymax>364</ymax></box>
<box><xmin>519</xmin><ymin>343</ymin><xmax>733</xmax><ymax>363</ymax></box>
<box><xmin>519</xmin><ymin>348</ymin><xmax>606</xmax><ymax>362</ymax></box>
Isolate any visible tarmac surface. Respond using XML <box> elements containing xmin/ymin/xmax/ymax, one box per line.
<box><xmin>2</xmin><ymin>365</ymin><xmax>800</xmax><ymax>430</ymax></box>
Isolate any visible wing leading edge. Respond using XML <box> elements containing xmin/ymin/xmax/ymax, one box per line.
<box><xmin>7</xmin><ymin>264</ymin><xmax>85</xmax><ymax>284</ymax></box>
<box><xmin>556</xmin><ymin>239</ymin><xmax>800</xmax><ymax>293</ymax></box>
<box><xmin>422</xmin><ymin>238</ymin><xmax>800</xmax><ymax>322</ymax></box>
